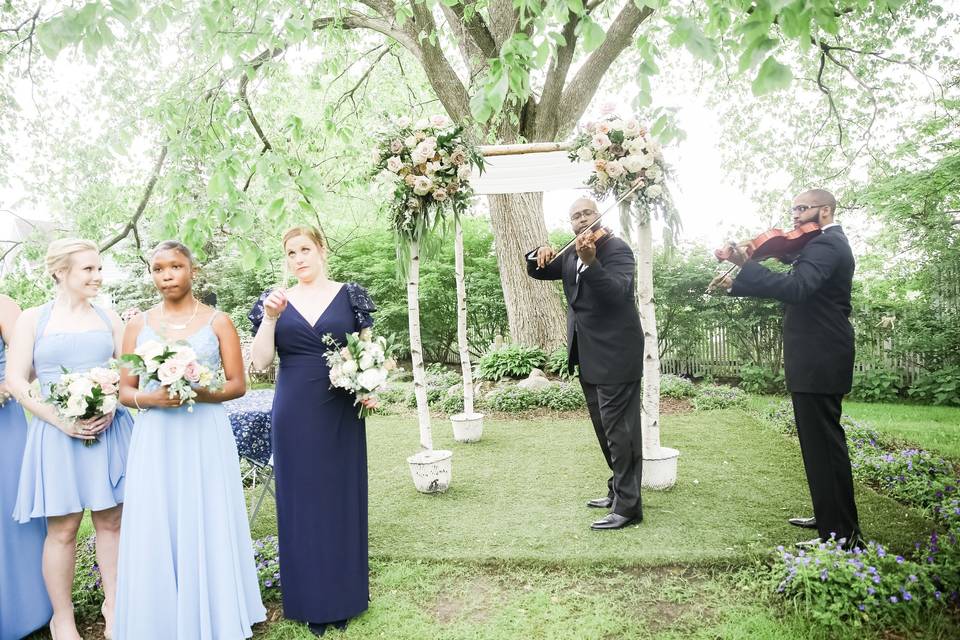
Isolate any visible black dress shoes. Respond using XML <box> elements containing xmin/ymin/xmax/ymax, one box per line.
<box><xmin>788</xmin><ymin>516</ymin><xmax>817</xmax><ymax>529</ymax></box>
<box><xmin>587</xmin><ymin>497</ymin><xmax>613</xmax><ymax>509</ymax></box>
<box><xmin>591</xmin><ymin>513</ymin><xmax>638</xmax><ymax>530</ymax></box>
<box><xmin>309</xmin><ymin>620</ymin><xmax>348</xmax><ymax>636</ymax></box>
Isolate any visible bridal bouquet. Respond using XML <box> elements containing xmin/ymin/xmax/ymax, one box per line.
<box><xmin>121</xmin><ymin>341</ymin><xmax>219</xmax><ymax>411</ymax></box>
<box><xmin>47</xmin><ymin>364</ymin><xmax>121</xmax><ymax>446</ymax></box>
<box><xmin>323</xmin><ymin>328</ymin><xmax>397</xmax><ymax>418</ymax></box>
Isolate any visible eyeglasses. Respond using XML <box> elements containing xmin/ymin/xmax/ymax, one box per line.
<box><xmin>569</xmin><ymin>209</ymin><xmax>597</xmax><ymax>222</ymax></box>
<box><xmin>790</xmin><ymin>204</ymin><xmax>829</xmax><ymax>214</ymax></box>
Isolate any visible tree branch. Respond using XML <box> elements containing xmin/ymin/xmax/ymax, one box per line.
<box><xmin>404</xmin><ymin>2</ymin><xmax>472</xmax><ymax>120</ymax></box>
<box><xmin>99</xmin><ymin>146</ymin><xmax>168</xmax><ymax>253</ymax></box>
<box><xmin>535</xmin><ymin>11</ymin><xmax>582</xmax><ymax>139</ymax></box>
<box><xmin>557</xmin><ymin>3</ymin><xmax>654</xmax><ymax>136</ymax></box>
<box><xmin>443</xmin><ymin>1</ymin><xmax>497</xmax><ymax>60</ymax></box>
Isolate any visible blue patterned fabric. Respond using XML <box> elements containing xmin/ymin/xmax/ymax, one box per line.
<box><xmin>224</xmin><ymin>389</ymin><xmax>275</xmax><ymax>466</ymax></box>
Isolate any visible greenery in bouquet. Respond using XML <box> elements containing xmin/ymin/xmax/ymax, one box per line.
<box><xmin>568</xmin><ymin>113</ymin><xmax>677</xmax><ymax>230</ymax></box>
<box><xmin>370</xmin><ymin>115</ymin><xmax>484</xmax><ymax>252</ymax></box>
<box><xmin>120</xmin><ymin>340</ymin><xmax>220</xmax><ymax>411</ymax></box>
<box><xmin>47</xmin><ymin>363</ymin><xmax>121</xmax><ymax>446</ymax></box>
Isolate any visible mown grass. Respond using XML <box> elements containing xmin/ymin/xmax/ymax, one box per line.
<box><xmin>242</xmin><ymin>409</ymin><xmax>945</xmax><ymax>639</ymax></box>
<box><xmin>746</xmin><ymin>394</ymin><xmax>960</xmax><ymax>461</ymax></box>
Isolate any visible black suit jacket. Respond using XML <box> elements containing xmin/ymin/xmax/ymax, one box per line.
<box><xmin>730</xmin><ymin>225</ymin><xmax>855</xmax><ymax>394</ymax></box>
<box><xmin>526</xmin><ymin>236</ymin><xmax>644</xmax><ymax>384</ymax></box>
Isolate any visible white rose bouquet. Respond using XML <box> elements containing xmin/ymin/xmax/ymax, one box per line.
<box><xmin>47</xmin><ymin>363</ymin><xmax>121</xmax><ymax>446</ymax></box>
<box><xmin>322</xmin><ymin>328</ymin><xmax>397</xmax><ymax>418</ymax></box>
<box><xmin>121</xmin><ymin>340</ymin><xmax>220</xmax><ymax>412</ymax></box>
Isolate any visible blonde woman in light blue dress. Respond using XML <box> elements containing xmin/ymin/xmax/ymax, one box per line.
<box><xmin>6</xmin><ymin>239</ymin><xmax>133</xmax><ymax>640</ymax></box>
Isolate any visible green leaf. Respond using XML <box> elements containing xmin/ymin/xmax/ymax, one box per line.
<box><xmin>36</xmin><ymin>22</ymin><xmax>64</xmax><ymax>58</ymax></box>
<box><xmin>579</xmin><ymin>17</ymin><xmax>606</xmax><ymax>53</ymax></box>
<box><xmin>751</xmin><ymin>56</ymin><xmax>793</xmax><ymax>96</ymax></box>
<box><xmin>669</xmin><ymin>18</ymin><xmax>717</xmax><ymax>63</ymax></box>
<box><xmin>738</xmin><ymin>36</ymin><xmax>777</xmax><ymax>73</ymax></box>
<box><xmin>566</xmin><ymin>0</ymin><xmax>585</xmax><ymax>15</ymax></box>
<box><xmin>548</xmin><ymin>31</ymin><xmax>567</xmax><ymax>47</ymax></box>
<box><xmin>110</xmin><ymin>0</ymin><xmax>140</xmax><ymax>23</ymax></box>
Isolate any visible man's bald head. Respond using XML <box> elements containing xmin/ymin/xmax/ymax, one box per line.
<box><xmin>796</xmin><ymin>189</ymin><xmax>836</xmax><ymax>214</ymax></box>
<box><xmin>569</xmin><ymin>197</ymin><xmax>600</xmax><ymax>233</ymax></box>
<box><xmin>792</xmin><ymin>189</ymin><xmax>837</xmax><ymax>227</ymax></box>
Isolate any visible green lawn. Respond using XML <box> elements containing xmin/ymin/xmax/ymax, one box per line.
<box><xmin>242</xmin><ymin>408</ymin><xmax>945</xmax><ymax>639</ymax></box>
<box><xmin>746</xmin><ymin>395</ymin><xmax>960</xmax><ymax>461</ymax></box>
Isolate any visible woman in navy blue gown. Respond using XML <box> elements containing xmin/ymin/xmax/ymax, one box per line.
<box><xmin>249</xmin><ymin>226</ymin><xmax>375</xmax><ymax>636</ymax></box>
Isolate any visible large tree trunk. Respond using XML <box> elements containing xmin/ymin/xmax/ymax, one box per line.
<box><xmin>631</xmin><ymin>207</ymin><xmax>662</xmax><ymax>458</ymax></box>
<box><xmin>454</xmin><ymin>220</ymin><xmax>476</xmax><ymax>414</ymax></box>
<box><xmin>486</xmin><ymin>191</ymin><xmax>566</xmax><ymax>349</ymax></box>
<box><xmin>407</xmin><ymin>239</ymin><xmax>433</xmax><ymax>450</ymax></box>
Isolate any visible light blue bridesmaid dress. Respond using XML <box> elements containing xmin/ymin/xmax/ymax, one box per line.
<box><xmin>0</xmin><ymin>335</ymin><xmax>52</xmax><ymax>640</ymax></box>
<box><xmin>13</xmin><ymin>302</ymin><xmax>133</xmax><ymax>523</ymax></box>
<box><xmin>113</xmin><ymin>312</ymin><xmax>266</xmax><ymax>640</ymax></box>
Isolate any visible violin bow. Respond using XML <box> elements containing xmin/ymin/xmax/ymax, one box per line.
<box><xmin>542</xmin><ymin>181</ymin><xmax>645</xmax><ymax>268</ymax></box>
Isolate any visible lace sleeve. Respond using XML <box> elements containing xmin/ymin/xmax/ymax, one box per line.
<box><xmin>346</xmin><ymin>283</ymin><xmax>376</xmax><ymax>330</ymax></box>
<box><xmin>247</xmin><ymin>290</ymin><xmax>272</xmax><ymax>336</ymax></box>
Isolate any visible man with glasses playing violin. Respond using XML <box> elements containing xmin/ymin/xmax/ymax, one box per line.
<box><xmin>525</xmin><ymin>197</ymin><xmax>645</xmax><ymax>530</ymax></box>
<box><xmin>712</xmin><ymin>189</ymin><xmax>862</xmax><ymax>550</ymax></box>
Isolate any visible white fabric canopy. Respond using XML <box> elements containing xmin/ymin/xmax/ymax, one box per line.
<box><xmin>471</xmin><ymin>151</ymin><xmax>593</xmax><ymax>195</ymax></box>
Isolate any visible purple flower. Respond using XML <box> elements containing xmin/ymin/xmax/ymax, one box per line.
<box><xmin>890</xmin><ymin>595</ymin><xmax>898</xmax><ymax>603</ymax></box>
<box><xmin>909</xmin><ymin>575</ymin><xmax>917</xmax><ymax>582</ymax></box>
<box><xmin>265</xmin><ymin>580</ymin><xmax>273</xmax><ymax>587</ymax></box>
<box><xmin>903</xmin><ymin>592</ymin><xmax>912</xmax><ymax>601</ymax></box>
<box><xmin>873</xmin><ymin>576</ymin><xmax>881</xmax><ymax>584</ymax></box>
<box><xmin>935</xmin><ymin>591</ymin><xmax>942</xmax><ymax>599</ymax></box>
<box><xmin>896</xmin><ymin>555</ymin><xmax>904</xmax><ymax>564</ymax></box>
<box><xmin>868</xmin><ymin>587</ymin><xmax>876</xmax><ymax>595</ymax></box>
<box><xmin>858</xmin><ymin>604</ymin><xmax>865</xmax><ymax>611</ymax></box>
<box><xmin>820</xmin><ymin>569</ymin><xmax>828</xmax><ymax>581</ymax></box>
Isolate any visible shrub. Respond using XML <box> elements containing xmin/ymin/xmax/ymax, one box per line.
<box><xmin>772</xmin><ymin>538</ymin><xmax>944</xmax><ymax>632</ymax></box>
<box><xmin>544</xmin><ymin>347</ymin><xmax>578</xmax><ymax>380</ymax></box>
<box><xmin>909</xmin><ymin>366</ymin><xmax>960</xmax><ymax>406</ymax></box>
<box><xmin>691</xmin><ymin>385</ymin><xmax>747</xmax><ymax>411</ymax></box>
<box><xmin>538</xmin><ymin>382</ymin><xmax>586</xmax><ymax>411</ymax></box>
<box><xmin>476</xmin><ymin>344</ymin><xmax>546</xmax><ymax>381</ymax></box>
<box><xmin>738</xmin><ymin>364</ymin><xmax>786</xmax><ymax>395</ymax></box>
<box><xmin>73</xmin><ymin>534</ymin><xmax>104</xmax><ymax>620</ymax></box>
<box><xmin>377</xmin><ymin>385</ymin><xmax>408</xmax><ymax>407</ymax></box>
<box><xmin>485</xmin><ymin>386</ymin><xmax>540</xmax><ymax>412</ymax></box>
<box><xmin>850</xmin><ymin>366</ymin><xmax>902</xmax><ymax>403</ymax></box>
<box><xmin>758</xmin><ymin>399</ymin><xmax>796</xmax><ymax>436</ymax></box>
<box><xmin>660</xmin><ymin>374</ymin><xmax>696</xmax><ymax>399</ymax></box>
<box><xmin>253</xmin><ymin>535</ymin><xmax>282</xmax><ymax>602</ymax></box>
<box><xmin>437</xmin><ymin>392</ymin><xmax>465</xmax><ymax>415</ymax></box>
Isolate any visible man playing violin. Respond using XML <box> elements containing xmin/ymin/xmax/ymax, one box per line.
<box><xmin>525</xmin><ymin>197</ymin><xmax>645</xmax><ymax>530</ymax></box>
<box><xmin>712</xmin><ymin>189</ymin><xmax>862</xmax><ymax>549</ymax></box>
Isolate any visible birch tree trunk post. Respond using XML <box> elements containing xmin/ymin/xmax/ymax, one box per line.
<box><xmin>628</xmin><ymin>203</ymin><xmax>680</xmax><ymax>489</ymax></box>
<box><xmin>406</xmin><ymin>238</ymin><xmax>454</xmax><ymax>492</ymax></box>
<box><xmin>450</xmin><ymin>218</ymin><xmax>485</xmax><ymax>443</ymax></box>
<box><xmin>407</xmin><ymin>238</ymin><xmax>432</xmax><ymax>451</ymax></box>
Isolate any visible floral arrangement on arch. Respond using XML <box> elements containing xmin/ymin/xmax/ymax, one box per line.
<box><xmin>568</xmin><ymin>113</ymin><xmax>672</xmax><ymax>219</ymax></box>
<box><xmin>371</xmin><ymin>115</ymin><xmax>484</xmax><ymax>241</ymax></box>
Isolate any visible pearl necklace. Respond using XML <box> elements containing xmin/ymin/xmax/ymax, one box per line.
<box><xmin>161</xmin><ymin>299</ymin><xmax>200</xmax><ymax>331</ymax></box>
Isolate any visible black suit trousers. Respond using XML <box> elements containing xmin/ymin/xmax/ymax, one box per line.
<box><xmin>791</xmin><ymin>392</ymin><xmax>860</xmax><ymax>543</ymax></box>
<box><xmin>580</xmin><ymin>379</ymin><xmax>643</xmax><ymax>519</ymax></box>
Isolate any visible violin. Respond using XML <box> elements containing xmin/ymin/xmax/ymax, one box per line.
<box><xmin>707</xmin><ymin>222</ymin><xmax>821</xmax><ymax>293</ymax></box>
<box><xmin>714</xmin><ymin>222</ymin><xmax>822</xmax><ymax>264</ymax></box>
<box><xmin>546</xmin><ymin>222</ymin><xmax>613</xmax><ymax>267</ymax></box>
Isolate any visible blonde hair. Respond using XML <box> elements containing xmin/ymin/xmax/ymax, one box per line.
<box><xmin>282</xmin><ymin>225</ymin><xmax>327</xmax><ymax>251</ymax></box>
<box><xmin>45</xmin><ymin>238</ymin><xmax>99</xmax><ymax>284</ymax></box>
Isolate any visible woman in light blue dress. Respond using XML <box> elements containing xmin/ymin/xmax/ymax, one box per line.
<box><xmin>0</xmin><ymin>294</ymin><xmax>52</xmax><ymax>640</ymax></box>
<box><xmin>6</xmin><ymin>240</ymin><xmax>133</xmax><ymax>640</ymax></box>
<box><xmin>114</xmin><ymin>241</ymin><xmax>265</xmax><ymax>640</ymax></box>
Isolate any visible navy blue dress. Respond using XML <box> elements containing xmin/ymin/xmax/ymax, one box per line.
<box><xmin>249</xmin><ymin>283</ymin><xmax>374</xmax><ymax>625</ymax></box>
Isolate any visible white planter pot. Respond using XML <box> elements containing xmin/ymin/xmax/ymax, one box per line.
<box><xmin>642</xmin><ymin>446</ymin><xmax>680</xmax><ymax>490</ymax></box>
<box><xmin>407</xmin><ymin>449</ymin><xmax>453</xmax><ymax>493</ymax></box>
<box><xmin>450</xmin><ymin>412</ymin><xmax>484</xmax><ymax>443</ymax></box>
